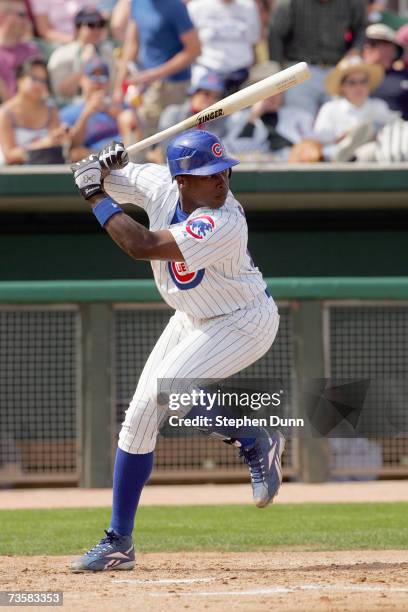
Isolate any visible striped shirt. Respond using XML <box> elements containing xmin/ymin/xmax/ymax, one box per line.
<box><xmin>268</xmin><ymin>0</ymin><xmax>367</xmax><ymax>67</ymax></box>
<box><xmin>104</xmin><ymin>163</ymin><xmax>273</xmax><ymax>318</ymax></box>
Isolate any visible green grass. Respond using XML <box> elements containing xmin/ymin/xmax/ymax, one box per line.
<box><xmin>1</xmin><ymin>503</ymin><xmax>407</xmax><ymax>556</ymax></box>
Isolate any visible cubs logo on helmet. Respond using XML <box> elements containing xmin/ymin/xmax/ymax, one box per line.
<box><xmin>166</xmin><ymin>129</ymin><xmax>239</xmax><ymax>177</ymax></box>
<box><xmin>212</xmin><ymin>142</ymin><xmax>223</xmax><ymax>158</ymax></box>
<box><xmin>168</xmin><ymin>261</ymin><xmax>205</xmax><ymax>290</ymax></box>
<box><xmin>186</xmin><ymin>215</ymin><xmax>215</xmax><ymax>240</ymax></box>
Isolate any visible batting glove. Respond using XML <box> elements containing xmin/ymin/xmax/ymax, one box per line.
<box><xmin>98</xmin><ymin>140</ymin><xmax>129</xmax><ymax>171</ymax></box>
<box><xmin>71</xmin><ymin>155</ymin><xmax>103</xmax><ymax>200</ymax></box>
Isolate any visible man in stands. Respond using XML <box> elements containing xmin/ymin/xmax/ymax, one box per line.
<box><xmin>47</xmin><ymin>8</ymin><xmax>115</xmax><ymax>105</ymax></box>
<box><xmin>60</xmin><ymin>58</ymin><xmax>142</xmax><ymax>161</ymax></box>
<box><xmin>187</xmin><ymin>0</ymin><xmax>261</xmax><ymax>95</ymax></box>
<box><xmin>115</xmin><ymin>0</ymin><xmax>201</xmax><ymax>132</ymax></box>
<box><xmin>268</xmin><ymin>0</ymin><xmax>366</xmax><ymax>116</ymax></box>
<box><xmin>363</xmin><ymin>23</ymin><xmax>408</xmax><ymax>120</ymax></box>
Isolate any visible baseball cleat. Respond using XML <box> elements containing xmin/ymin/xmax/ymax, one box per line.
<box><xmin>70</xmin><ymin>529</ymin><xmax>135</xmax><ymax>572</ymax></box>
<box><xmin>240</xmin><ymin>430</ymin><xmax>285</xmax><ymax>508</ymax></box>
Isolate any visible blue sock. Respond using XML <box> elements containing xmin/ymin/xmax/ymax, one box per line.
<box><xmin>109</xmin><ymin>447</ymin><xmax>154</xmax><ymax>537</ymax></box>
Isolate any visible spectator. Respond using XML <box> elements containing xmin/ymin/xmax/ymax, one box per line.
<box><xmin>224</xmin><ymin>62</ymin><xmax>314</xmax><ymax>161</ymax></box>
<box><xmin>0</xmin><ymin>0</ymin><xmax>41</xmax><ymax>102</ymax></box>
<box><xmin>148</xmin><ymin>72</ymin><xmax>227</xmax><ymax>163</ymax></box>
<box><xmin>116</xmin><ymin>0</ymin><xmax>201</xmax><ymax>133</ymax></box>
<box><xmin>314</xmin><ymin>56</ymin><xmax>396</xmax><ymax>161</ymax></box>
<box><xmin>364</xmin><ymin>23</ymin><xmax>408</xmax><ymax>120</ymax></box>
<box><xmin>60</xmin><ymin>58</ymin><xmax>142</xmax><ymax>160</ymax></box>
<box><xmin>268</xmin><ymin>0</ymin><xmax>366</xmax><ymax>116</ymax></box>
<box><xmin>29</xmin><ymin>0</ymin><xmax>96</xmax><ymax>45</ymax></box>
<box><xmin>187</xmin><ymin>0</ymin><xmax>261</xmax><ymax>95</ymax></box>
<box><xmin>0</xmin><ymin>58</ymin><xmax>68</xmax><ymax>164</ymax></box>
<box><xmin>47</xmin><ymin>8</ymin><xmax>114</xmax><ymax>105</ymax></box>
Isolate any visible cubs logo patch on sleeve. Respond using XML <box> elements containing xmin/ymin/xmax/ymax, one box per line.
<box><xmin>185</xmin><ymin>215</ymin><xmax>216</xmax><ymax>240</ymax></box>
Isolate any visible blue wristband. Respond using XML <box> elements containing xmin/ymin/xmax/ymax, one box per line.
<box><xmin>93</xmin><ymin>197</ymin><xmax>123</xmax><ymax>227</ymax></box>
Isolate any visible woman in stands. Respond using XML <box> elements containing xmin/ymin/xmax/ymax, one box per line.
<box><xmin>314</xmin><ymin>56</ymin><xmax>398</xmax><ymax>162</ymax></box>
<box><xmin>0</xmin><ymin>58</ymin><xmax>68</xmax><ymax>164</ymax></box>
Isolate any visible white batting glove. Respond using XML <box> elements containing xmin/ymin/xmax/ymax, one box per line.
<box><xmin>71</xmin><ymin>155</ymin><xmax>103</xmax><ymax>200</ymax></box>
<box><xmin>98</xmin><ymin>140</ymin><xmax>129</xmax><ymax>171</ymax></box>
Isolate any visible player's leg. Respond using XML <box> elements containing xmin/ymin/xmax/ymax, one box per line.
<box><xmin>149</xmin><ymin>297</ymin><xmax>285</xmax><ymax>508</ymax></box>
<box><xmin>70</xmin><ymin>311</ymin><xmax>189</xmax><ymax>572</ymax></box>
<box><xmin>106</xmin><ymin>294</ymin><xmax>281</xmax><ymax>536</ymax></box>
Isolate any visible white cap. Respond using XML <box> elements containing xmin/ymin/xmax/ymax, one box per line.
<box><xmin>365</xmin><ymin>23</ymin><xmax>404</xmax><ymax>58</ymax></box>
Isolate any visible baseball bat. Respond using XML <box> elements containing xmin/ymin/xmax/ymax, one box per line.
<box><xmin>126</xmin><ymin>62</ymin><xmax>310</xmax><ymax>158</ymax></box>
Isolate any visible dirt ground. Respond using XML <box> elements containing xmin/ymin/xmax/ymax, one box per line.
<box><xmin>1</xmin><ymin>484</ymin><xmax>407</xmax><ymax>611</ymax></box>
<box><xmin>1</xmin><ymin>480</ymin><xmax>408</xmax><ymax>509</ymax></box>
<box><xmin>0</xmin><ymin>551</ymin><xmax>407</xmax><ymax>612</ymax></box>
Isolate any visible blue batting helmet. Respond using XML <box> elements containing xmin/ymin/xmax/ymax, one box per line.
<box><xmin>167</xmin><ymin>129</ymin><xmax>239</xmax><ymax>178</ymax></box>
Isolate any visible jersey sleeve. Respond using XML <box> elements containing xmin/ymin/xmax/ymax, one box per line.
<box><xmin>103</xmin><ymin>163</ymin><xmax>171</xmax><ymax>215</ymax></box>
<box><xmin>169</xmin><ymin>209</ymin><xmax>244</xmax><ymax>272</ymax></box>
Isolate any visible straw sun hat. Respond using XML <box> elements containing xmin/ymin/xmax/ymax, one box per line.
<box><xmin>325</xmin><ymin>56</ymin><xmax>384</xmax><ymax>96</ymax></box>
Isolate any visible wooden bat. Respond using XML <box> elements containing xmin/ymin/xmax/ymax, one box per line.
<box><xmin>126</xmin><ymin>62</ymin><xmax>310</xmax><ymax>158</ymax></box>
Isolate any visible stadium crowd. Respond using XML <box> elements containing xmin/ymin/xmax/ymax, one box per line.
<box><xmin>1</xmin><ymin>0</ymin><xmax>408</xmax><ymax>165</ymax></box>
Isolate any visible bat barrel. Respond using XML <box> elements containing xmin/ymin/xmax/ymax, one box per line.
<box><xmin>127</xmin><ymin>62</ymin><xmax>310</xmax><ymax>158</ymax></box>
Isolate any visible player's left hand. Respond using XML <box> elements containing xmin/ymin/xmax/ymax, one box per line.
<box><xmin>98</xmin><ymin>141</ymin><xmax>129</xmax><ymax>171</ymax></box>
<box><xmin>71</xmin><ymin>155</ymin><xmax>104</xmax><ymax>200</ymax></box>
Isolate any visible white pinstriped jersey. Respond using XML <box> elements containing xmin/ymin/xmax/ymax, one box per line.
<box><xmin>104</xmin><ymin>163</ymin><xmax>275</xmax><ymax>318</ymax></box>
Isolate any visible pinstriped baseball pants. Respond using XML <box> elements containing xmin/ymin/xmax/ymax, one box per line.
<box><xmin>118</xmin><ymin>293</ymin><xmax>280</xmax><ymax>454</ymax></box>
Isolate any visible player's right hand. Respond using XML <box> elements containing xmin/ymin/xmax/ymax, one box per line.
<box><xmin>71</xmin><ymin>155</ymin><xmax>104</xmax><ymax>201</ymax></box>
<box><xmin>98</xmin><ymin>141</ymin><xmax>129</xmax><ymax>171</ymax></box>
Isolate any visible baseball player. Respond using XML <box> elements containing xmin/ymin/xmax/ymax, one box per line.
<box><xmin>70</xmin><ymin>129</ymin><xmax>285</xmax><ymax>572</ymax></box>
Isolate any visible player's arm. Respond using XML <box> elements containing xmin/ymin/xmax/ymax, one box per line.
<box><xmin>91</xmin><ymin>197</ymin><xmax>184</xmax><ymax>262</ymax></box>
<box><xmin>72</xmin><ymin>147</ymin><xmax>184</xmax><ymax>262</ymax></box>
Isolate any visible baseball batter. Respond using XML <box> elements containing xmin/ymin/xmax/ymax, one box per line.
<box><xmin>70</xmin><ymin>129</ymin><xmax>285</xmax><ymax>572</ymax></box>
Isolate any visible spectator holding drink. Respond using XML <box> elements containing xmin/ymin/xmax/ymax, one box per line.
<box><xmin>60</xmin><ymin>58</ymin><xmax>142</xmax><ymax>160</ymax></box>
<box><xmin>47</xmin><ymin>8</ymin><xmax>115</xmax><ymax>105</ymax></box>
<box><xmin>115</xmin><ymin>0</ymin><xmax>201</xmax><ymax>132</ymax></box>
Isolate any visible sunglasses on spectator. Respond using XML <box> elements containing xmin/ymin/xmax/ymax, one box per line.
<box><xmin>29</xmin><ymin>74</ymin><xmax>49</xmax><ymax>85</ymax></box>
<box><xmin>88</xmin><ymin>74</ymin><xmax>109</xmax><ymax>83</ymax></box>
<box><xmin>83</xmin><ymin>21</ymin><xmax>106</xmax><ymax>29</ymax></box>
<box><xmin>6</xmin><ymin>9</ymin><xmax>27</xmax><ymax>17</ymax></box>
<box><xmin>342</xmin><ymin>77</ymin><xmax>369</xmax><ymax>86</ymax></box>
<box><xmin>366</xmin><ymin>39</ymin><xmax>392</xmax><ymax>48</ymax></box>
